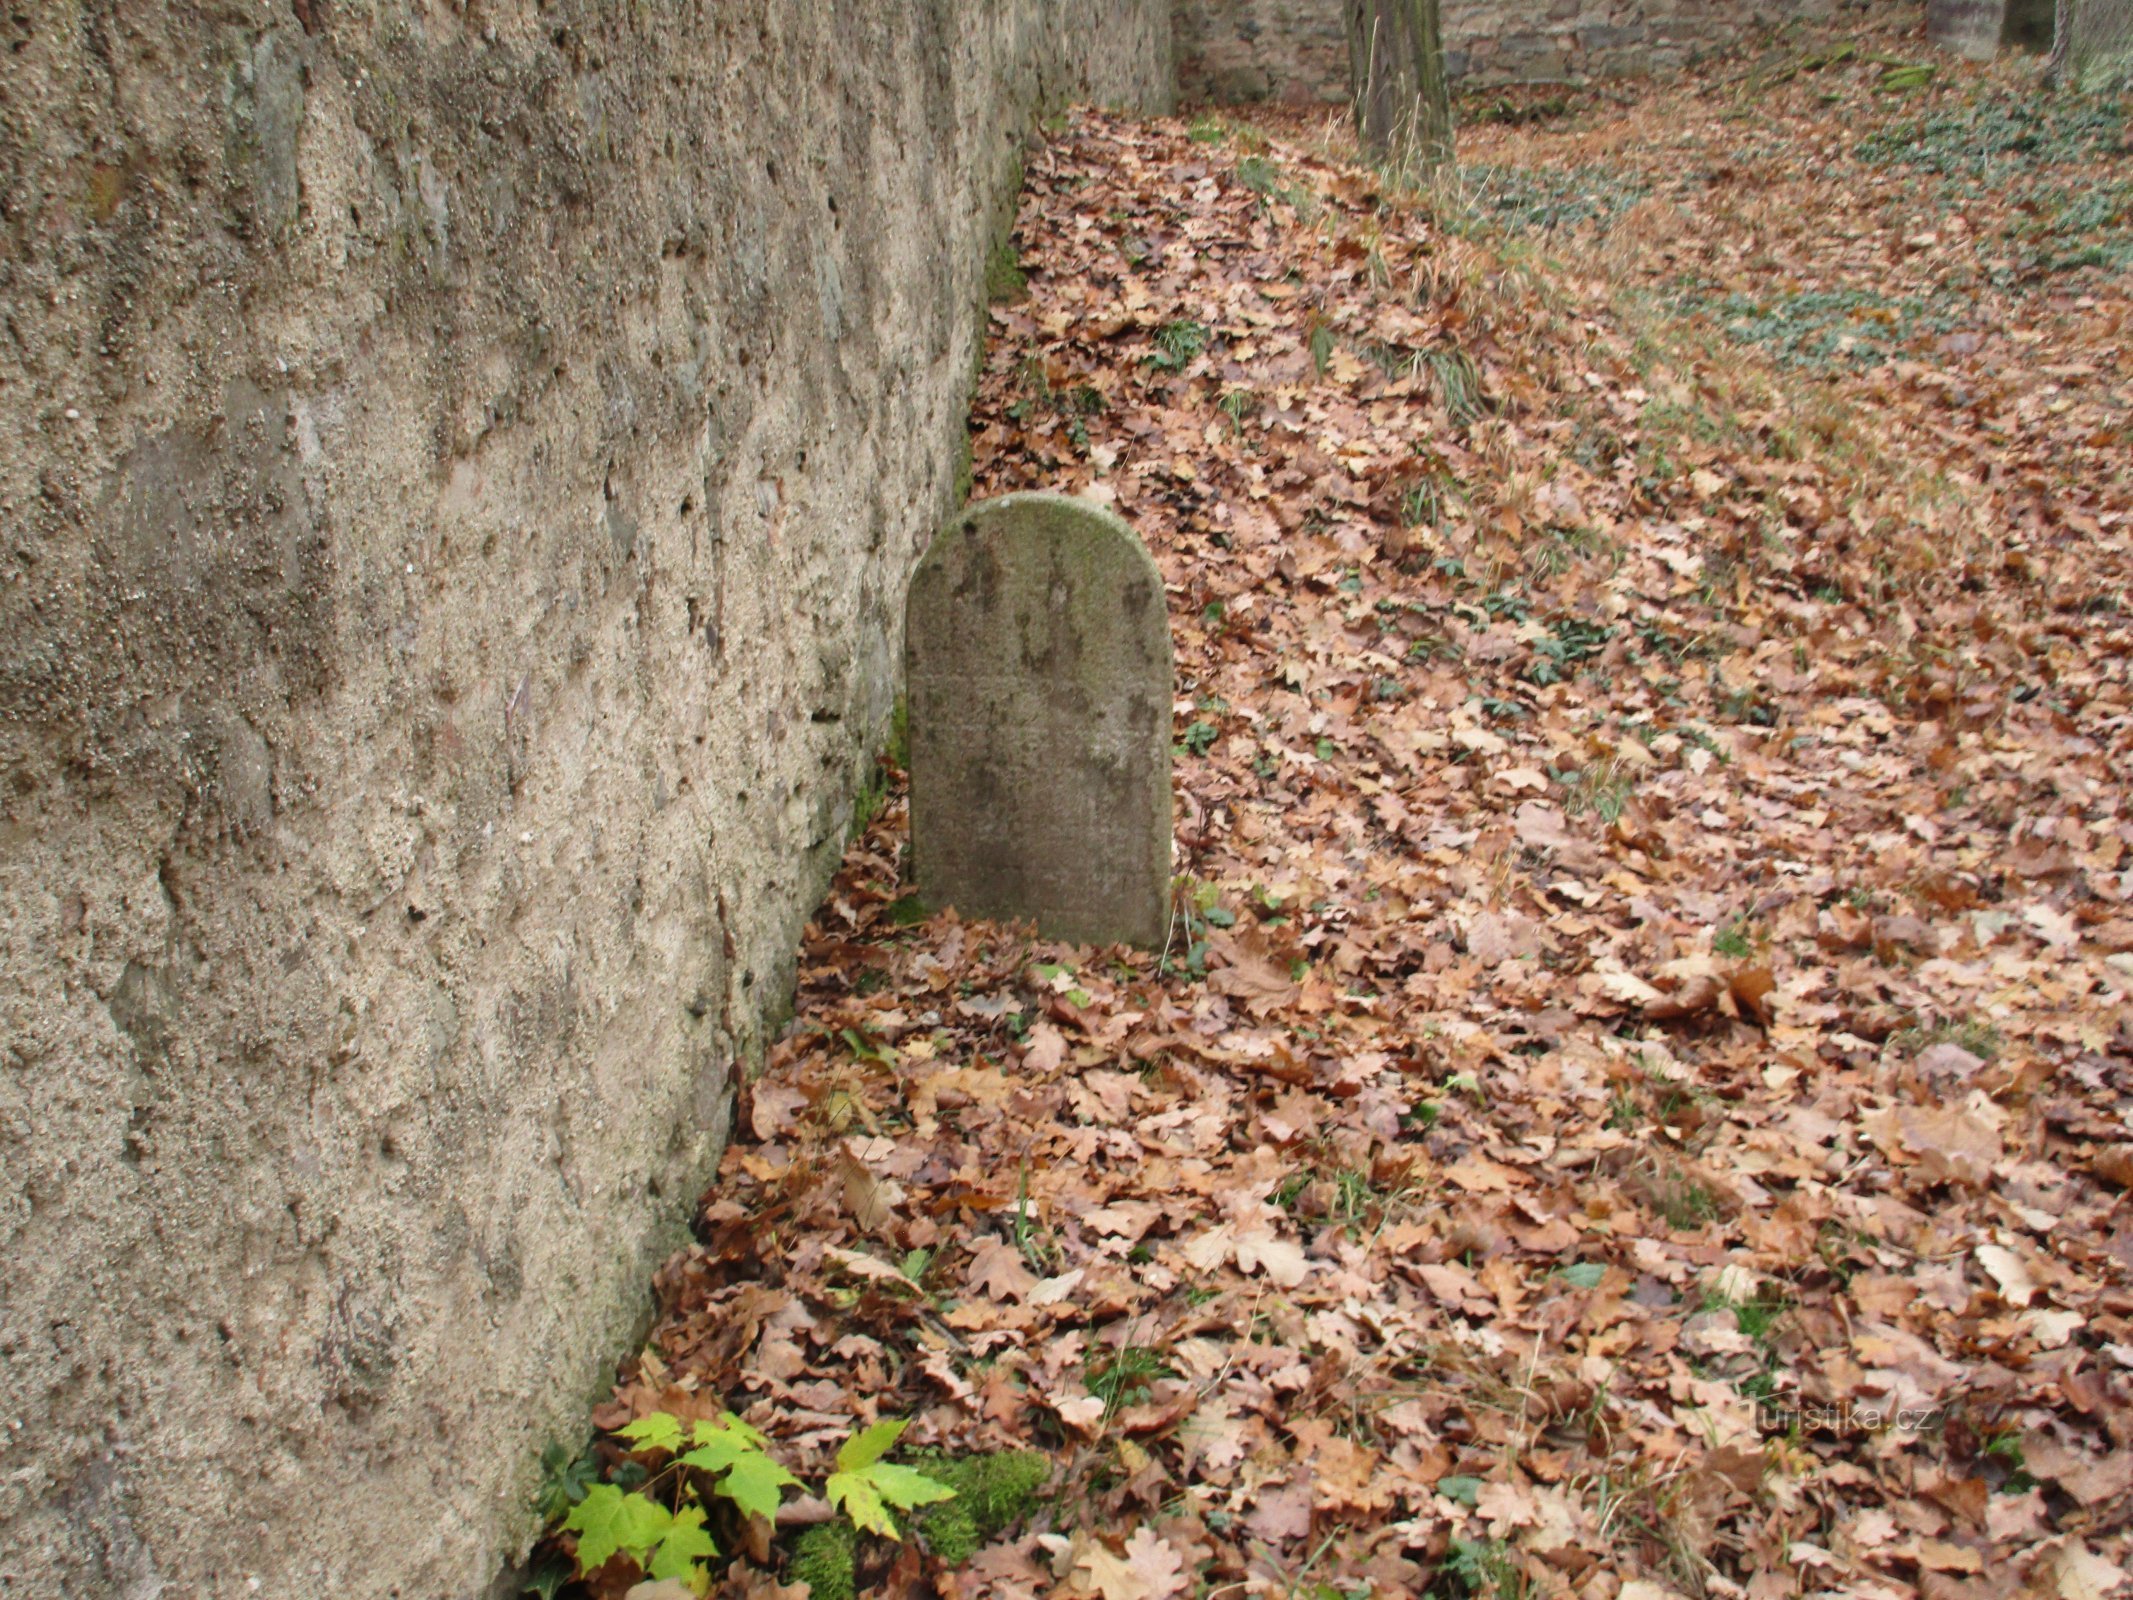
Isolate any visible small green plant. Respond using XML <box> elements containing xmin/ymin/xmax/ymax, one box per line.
<box><xmin>1178</xmin><ymin>718</ymin><xmax>1220</xmax><ymax>756</ymax></box>
<box><xmin>1552</xmin><ymin>759</ymin><xmax>1634</xmax><ymax>824</ymax></box>
<box><xmin>1447</xmin><ymin>1534</ymin><xmax>1527</xmax><ymax>1598</ymax></box>
<box><xmin>1235</xmin><ymin>153</ymin><xmax>1283</xmax><ymax>198</ymax></box>
<box><xmin>1526</xmin><ymin>618</ymin><xmax>1615</xmax><ymax>686</ymax></box>
<box><xmin>543</xmin><ymin>1412</ymin><xmax>951</xmax><ymax>1594</ymax></box>
<box><xmin>790</xmin><ymin>1448</ymin><xmax>1050</xmax><ymax>1597</ymax></box>
<box><xmin>1424</xmin><ymin>347</ymin><xmax>1493</xmax><ymax>428</ymax></box>
<box><xmin>1164</xmin><ymin>876</ymin><xmax>1228</xmax><ymax>978</ymax></box>
<box><xmin>533</xmin><ymin>1440</ymin><xmax>601</xmax><ymax>1521</ymax></box>
<box><xmin>1010</xmin><ymin>1162</ymin><xmax>1060</xmax><ymax>1272</ymax></box>
<box><xmin>1308</xmin><ymin>320</ymin><xmax>1337</xmax><ymax>376</ymax></box>
<box><xmin>1086</xmin><ymin>1344</ymin><xmax>1175</xmax><ymax>1416</ymax></box>
<box><xmin>824</xmin><ymin>1419</ymin><xmax>957</xmax><ymax>1539</ymax></box>
<box><xmin>1888</xmin><ymin>1015</ymin><xmax>2005</xmax><ymax>1060</ymax></box>
<box><xmin>1712</xmin><ymin>918</ymin><xmax>1756</xmax><ymax>959</ymax></box>
<box><xmin>1149</xmin><ymin>318</ymin><xmax>1209</xmax><ymax>372</ymax></box>
<box><xmin>1402</xmin><ymin>473</ymin><xmax>1451</xmax><ymax>530</ymax></box>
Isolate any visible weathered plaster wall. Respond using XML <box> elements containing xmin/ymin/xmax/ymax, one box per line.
<box><xmin>1175</xmin><ymin>0</ymin><xmax>1835</xmax><ymax>101</ymax></box>
<box><xmin>0</xmin><ymin>4</ymin><xmax>1170</xmax><ymax>1597</ymax></box>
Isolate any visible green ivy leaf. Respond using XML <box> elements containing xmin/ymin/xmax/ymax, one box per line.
<box><xmin>717</xmin><ymin>1452</ymin><xmax>803</xmax><ymax>1523</ymax></box>
<box><xmin>647</xmin><ymin>1504</ymin><xmax>718</xmax><ymax>1583</ymax></box>
<box><xmin>1558</xmin><ymin>1262</ymin><xmax>1607</xmax><ymax>1290</ymax></box>
<box><xmin>522</xmin><ymin>1557</ymin><xmax>573</xmax><ymax>1600</ymax></box>
<box><xmin>835</xmin><ymin>1419</ymin><xmax>909</xmax><ymax>1474</ymax></box>
<box><xmin>617</xmin><ymin>1413</ymin><xmax>684</xmax><ymax>1455</ymax></box>
<box><xmin>564</xmin><ymin>1484</ymin><xmax>673</xmax><ymax>1574</ymax></box>
<box><xmin>825</xmin><ymin>1470</ymin><xmax>900</xmax><ymax>1539</ymax></box>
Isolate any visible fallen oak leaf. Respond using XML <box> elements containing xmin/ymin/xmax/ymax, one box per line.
<box><xmin>965</xmin><ymin>1236</ymin><xmax>1040</xmax><ymax>1302</ymax></box>
<box><xmin>1119</xmin><ymin>1527</ymin><xmax>1188</xmax><ymax>1600</ymax></box>
<box><xmin>1724</xmin><ymin>964</ymin><xmax>1777</xmax><ymax>1026</ymax></box>
<box><xmin>1641</xmin><ymin>955</ymin><xmax>1729</xmax><ymax>1022</ymax></box>
<box><xmin>1860</xmin><ymin>1099</ymin><xmax>2002</xmax><ymax>1187</ymax></box>
<box><xmin>1206</xmin><ymin>924</ymin><xmax>1301</xmax><ymax>1015</ymax></box>
<box><xmin>1975</xmin><ymin>1243</ymin><xmax>2037</xmax><ymax>1307</ymax></box>
<box><xmin>1232</xmin><ymin>1227</ymin><xmax>1310</xmax><ymax>1287</ymax></box>
<box><xmin>837</xmin><ymin>1142</ymin><xmax>900</xmax><ymax>1235</ymax></box>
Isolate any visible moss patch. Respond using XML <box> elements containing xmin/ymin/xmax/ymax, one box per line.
<box><xmin>985</xmin><ymin>235</ymin><xmax>1028</xmax><ymax>304</ymax></box>
<box><xmin>783</xmin><ymin>1449</ymin><xmax>1051</xmax><ymax>1595</ymax></box>
<box><xmin>910</xmin><ymin>1448</ymin><xmax>1052</xmax><ymax>1565</ymax></box>
<box><xmin>790</xmin><ymin>1521</ymin><xmax>858</xmax><ymax>1600</ymax></box>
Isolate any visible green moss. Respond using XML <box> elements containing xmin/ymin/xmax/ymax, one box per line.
<box><xmin>885</xmin><ymin>697</ymin><xmax>908</xmax><ymax>771</ymax></box>
<box><xmin>847</xmin><ymin>698</ymin><xmax>910</xmax><ymax>843</ymax></box>
<box><xmin>781</xmin><ymin>1451</ymin><xmax>1044</xmax><ymax>1591</ymax></box>
<box><xmin>984</xmin><ymin>235</ymin><xmax>1027</xmax><ymax>304</ymax></box>
<box><xmin>950</xmin><ymin>427</ymin><xmax>974</xmax><ymax>510</ymax></box>
<box><xmin>909</xmin><ymin>1450</ymin><xmax>1052</xmax><ymax>1566</ymax></box>
<box><xmin>790</xmin><ymin>1521</ymin><xmax>858</xmax><ymax>1600</ymax></box>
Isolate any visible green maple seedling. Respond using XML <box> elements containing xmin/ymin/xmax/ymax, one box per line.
<box><xmin>823</xmin><ymin>1420</ymin><xmax>957</xmax><ymax>1540</ymax></box>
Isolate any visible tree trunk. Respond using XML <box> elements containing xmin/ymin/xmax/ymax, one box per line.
<box><xmin>1344</xmin><ymin>0</ymin><xmax>1454</xmax><ymax>179</ymax></box>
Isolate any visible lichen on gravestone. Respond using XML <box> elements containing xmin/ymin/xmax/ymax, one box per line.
<box><xmin>905</xmin><ymin>492</ymin><xmax>1174</xmax><ymax>947</ymax></box>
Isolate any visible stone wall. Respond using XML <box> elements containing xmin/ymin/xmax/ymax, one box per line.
<box><xmin>1175</xmin><ymin>0</ymin><xmax>1352</xmax><ymax>102</ymax></box>
<box><xmin>1175</xmin><ymin>0</ymin><xmax>1836</xmax><ymax>100</ymax></box>
<box><xmin>0</xmin><ymin>4</ymin><xmax>1170</xmax><ymax>1597</ymax></box>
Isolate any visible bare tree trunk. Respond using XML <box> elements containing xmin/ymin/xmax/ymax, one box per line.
<box><xmin>1344</xmin><ymin>0</ymin><xmax>1454</xmax><ymax>179</ymax></box>
<box><xmin>2046</xmin><ymin>0</ymin><xmax>2074</xmax><ymax>81</ymax></box>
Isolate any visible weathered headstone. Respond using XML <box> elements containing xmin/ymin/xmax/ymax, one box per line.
<box><xmin>906</xmin><ymin>492</ymin><xmax>1174</xmax><ymax>947</ymax></box>
<box><xmin>1928</xmin><ymin>0</ymin><xmax>2056</xmax><ymax>58</ymax></box>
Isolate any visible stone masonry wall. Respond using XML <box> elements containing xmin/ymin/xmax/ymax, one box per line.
<box><xmin>1176</xmin><ymin>0</ymin><xmax>1835</xmax><ymax>101</ymax></box>
<box><xmin>0</xmin><ymin>4</ymin><xmax>1169</xmax><ymax>1597</ymax></box>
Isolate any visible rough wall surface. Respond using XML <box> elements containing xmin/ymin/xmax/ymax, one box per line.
<box><xmin>1175</xmin><ymin>0</ymin><xmax>1835</xmax><ymax>100</ymax></box>
<box><xmin>0</xmin><ymin>4</ymin><xmax>1170</xmax><ymax>1597</ymax></box>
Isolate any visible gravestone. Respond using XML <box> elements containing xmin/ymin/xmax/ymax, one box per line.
<box><xmin>1928</xmin><ymin>0</ymin><xmax>2057</xmax><ymax>58</ymax></box>
<box><xmin>906</xmin><ymin>492</ymin><xmax>1174</xmax><ymax>947</ymax></box>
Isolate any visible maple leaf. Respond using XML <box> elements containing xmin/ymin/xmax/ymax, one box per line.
<box><xmin>647</xmin><ymin>1504</ymin><xmax>719</xmax><ymax>1583</ymax></box>
<box><xmin>564</xmin><ymin>1484</ymin><xmax>672</xmax><ymax>1574</ymax></box>
<box><xmin>823</xmin><ymin>1420</ymin><xmax>955</xmax><ymax>1540</ymax></box>
<box><xmin>617</xmin><ymin>1413</ymin><xmax>684</xmax><ymax>1455</ymax></box>
<box><xmin>718</xmin><ymin>1452</ymin><xmax>803</xmax><ymax>1523</ymax></box>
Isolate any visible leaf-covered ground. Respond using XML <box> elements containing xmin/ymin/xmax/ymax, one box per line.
<box><xmin>564</xmin><ymin>14</ymin><xmax>2133</xmax><ymax>1600</ymax></box>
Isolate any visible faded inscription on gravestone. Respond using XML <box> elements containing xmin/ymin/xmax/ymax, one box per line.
<box><xmin>906</xmin><ymin>492</ymin><xmax>1173</xmax><ymax>946</ymax></box>
<box><xmin>1928</xmin><ymin>0</ymin><xmax>2055</xmax><ymax>57</ymax></box>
